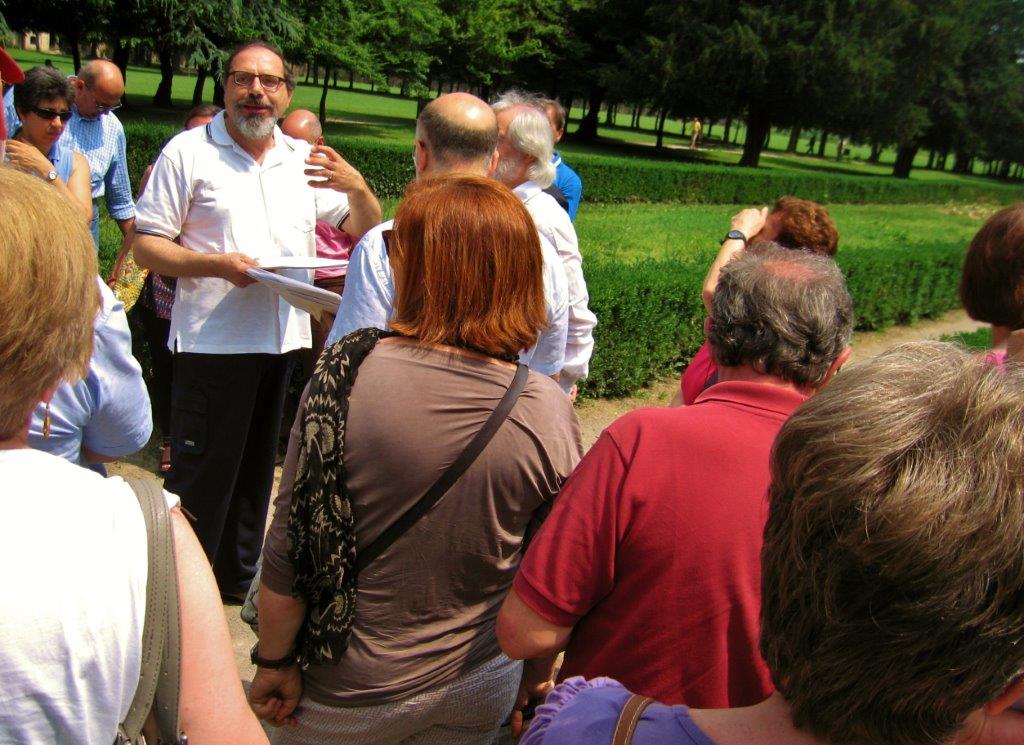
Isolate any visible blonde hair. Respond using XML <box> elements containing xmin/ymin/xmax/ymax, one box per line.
<box><xmin>0</xmin><ymin>168</ymin><xmax>98</xmax><ymax>438</ymax></box>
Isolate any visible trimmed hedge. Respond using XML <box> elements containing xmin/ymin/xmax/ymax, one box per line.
<box><xmin>577</xmin><ymin>240</ymin><xmax>967</xmax><ymax>398</ymax></box>
<box><xmin>123</xmin><ymin>121</ymin><xmax>1024</xmax><ymax>206</ymax></box>
<box><xmin>575</xmin><ymin>155</ymin><xmax>1024</xmax><ymax>206</ymax></box>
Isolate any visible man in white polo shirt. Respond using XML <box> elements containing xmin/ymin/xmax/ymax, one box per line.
<box><xmin>133</xmin><ymin>40</ymin><xmax>381</xmax><ymax>598</ymax></box>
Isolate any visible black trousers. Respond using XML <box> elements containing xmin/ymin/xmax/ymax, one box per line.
<box><xmin>132</xmin><ymin>300</ymin><xmax>173</xmax><ymax>436</ymax></box>
<box><xmin>165</xmin><ymin>351</ymin><xmax>295</xmax><ymax>594</ymax></box>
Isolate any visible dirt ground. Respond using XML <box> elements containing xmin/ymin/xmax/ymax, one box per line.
<box><xmin>105</xmin><ymin>308</ymin><xmax>985</xmax><ymax>721</ymax></box>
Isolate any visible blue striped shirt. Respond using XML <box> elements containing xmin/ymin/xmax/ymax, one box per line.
<box><xmin>5</xmin><ymin>88</ymin><xmax>135</xmax><ymax>245</ymax></box>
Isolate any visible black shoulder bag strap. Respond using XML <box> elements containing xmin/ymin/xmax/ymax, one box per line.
<box><xmin>356</xmin><ymin>362</ymin><xmax>529</xmax><ymax>573</ymax></box>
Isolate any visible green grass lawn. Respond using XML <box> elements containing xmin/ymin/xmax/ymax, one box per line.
<box><xmin>575</xmin><ymin>203</ymin><xmax>988</xmax><ymax>263</ymax></box>
<box><xmin>939</xmin><ymin>327</ymin><xmax>992</xmax><ymax>350</ymax></box>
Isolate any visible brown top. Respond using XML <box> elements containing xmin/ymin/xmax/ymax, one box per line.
<box><xmin>262</xmin><ymin>339</ymin><xmax>582</xmax><ymax>705</ymax></box>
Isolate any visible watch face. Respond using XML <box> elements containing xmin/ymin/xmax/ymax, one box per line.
<box><xmin>46</xmin><ymin>170</ymin><xmax>57</xmax><ymax>182</ymax></box>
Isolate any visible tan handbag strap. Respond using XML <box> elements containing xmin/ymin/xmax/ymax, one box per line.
<box><xmin>119</xmin><ymin>479</ymin><xmax>183</xmax><ymax>744</ymax></box>
<box><xmin>611</xmin><ymin>693</ymin><xmax>655</xmax><ymax>745</ymax></box>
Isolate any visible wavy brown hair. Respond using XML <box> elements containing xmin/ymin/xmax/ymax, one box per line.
<box><xmin>772</xmin><ymin>196</ymin><xmax>839</xmax><ymax>256</ymax></box>
<box><xmin>762</xmin><ymin>342</ymin><xmax>1024</xmax><ymax>744</ymax></box>
<box><xmin>388</xmin><ymin>175</ymin><xmax>547</xmax><ymax>358</ymax></box>
<box><xmin>0</xmin><ymin>168</ymin><xmax>97</xmax><ymax>438</ymax></box>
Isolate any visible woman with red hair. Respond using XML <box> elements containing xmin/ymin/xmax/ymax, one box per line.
<box><xmin>250</xmin><ymin>175</ymin><xmax>582</xmax><ymax>744</ymax></box>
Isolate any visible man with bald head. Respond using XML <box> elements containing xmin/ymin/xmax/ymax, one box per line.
<box><xmin>5</xmin><ymin>59</ymin><xmax>135</xmax><ymax>246</ymax></box>
<box><xmin>280</xmin><ymin>108</ymin><xmax>324</xmax><ymax>146</ymax></box>
<box><xmin>279</xmin><ymin>108</ymin><xmax>367</xmax><ymax>364</ymax></box>
<box><xmin>326</xmin><ymin>92</ymin><xmax>570</xmax><ymax>379</ymax></box>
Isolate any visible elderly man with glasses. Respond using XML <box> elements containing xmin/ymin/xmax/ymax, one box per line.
<box><xmin>132</xmin><ymin>40</ymin><xmax>381</xmax><ymax>604</ymax></box>
<box><xmin>5</xmin><ymin>59</ymin><xmax>135</xmax><ymax>247</ymax></box>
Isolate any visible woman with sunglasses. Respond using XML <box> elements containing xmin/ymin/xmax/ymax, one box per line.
<box><xmin>5</xmin><ymin>65</ymin><xmax>91</xmax><ymax>220</ymax></box>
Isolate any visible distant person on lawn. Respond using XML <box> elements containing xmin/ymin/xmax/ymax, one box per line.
<box><xmin>521</xmin><ymin>342</ymin><xmax>1024</xmax><ymax>745</ymax></box>
<box><xmin>497</xmin><ymin>245</ymin><xmax>853</xmax><ymax>712</ymax></box>
<box><xmin>689</xmin><ymin>117</ymin><xmax>702</xmax><ymax>149</ymax></box>
<box><xmin>542</xmin><ymin>98</ymin><xmax>583</xmax><ymax>221</ymax></box>
<box><xmin>492</xmin><ymin>91</ymin><xmax>596</xmax><ymax>396</ymax></box>
<box><xmin>959</xmin><ymin>203</ymin><xmax>1024</xmax><ymax>366</ymax></box>
<box><xmin>673</xmin><ymin>195</ymin><xmax>839</xmax><ymax>406</ymax></box>
<box><xmin>325</xmin><ymin>91</ymin><xmax>570</xmax><ymax>381</ymax></box>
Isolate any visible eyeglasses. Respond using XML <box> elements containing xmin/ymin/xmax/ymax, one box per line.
<box><xmin>227</xmin><ymin>71</ymin><xmax>286</xmax><ymax>92</ymax></box>
<box><xmin>85</xmin><ymin>86</ymin><xmax>122</xmax><ymax>113</ymax></box>
<box><xmin>30</xmin><ymin>106</ymin><xmax>73</xmax><ymax>122</ymax></box>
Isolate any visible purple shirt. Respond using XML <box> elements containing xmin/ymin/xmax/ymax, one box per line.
<box><xmin>522</xmin><ymin>677</ymin><xmax>717</xmax><ymax>745</ymax></box>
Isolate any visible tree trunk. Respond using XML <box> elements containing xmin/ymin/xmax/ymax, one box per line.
<box><xmin>786</xmin><ymin>125</ymin><xmax>801</xmax><ymax>153</ymax></box>
<box><xmin>999</xmin><ymin>160</ymin><xmax>1011</xmax><ymax>179</ymax></box>
<box><xmin>762</xmin><ymin>128</ymin><xmax>770</xmax><ymax>149</ymax></box>
<box><xmin>349</xmin><ymin>70</ymin><xmax>356</xmax><ymax>90</ymax></box>
<box><xmin>304</xmin><ymin>62</ymin><xmax>311</xmax><ymax>85</ymax></box>
<box><xmin>817</xmin><ymin>131</ymin><xmax>828</xmax><ymax>157</ymax></box>
<box><xmin>892</xmin><ymin>144</ymin><xmax>918</xmax><ymax>178</ymax></box>
<box><xmin>312</xmin><ymin>65</ymin><xmax>319</xmax><ymax>86</ymax></box>
<box><xmin>320</xmin><ymin>66</ymin><xmax>330</xmax><ymax>126</ymax></box>
<box><xmin>153</xmin><ymin>48</ymin><xmax>174</xmax><ymax>107</ymax></box>
<box><xmin>739</xmin><ymin>104</ymin><xmax>771</xmax><ymax>168</ymax></box>
<box><xmin>953</xmin><ymin>150</ymin><xmax>969</xmax><ymax>173</ymax></box>
<box><xmin>192</xmin><ymin>65</ymin><xmax>208</xmax><ymax>106</ymax></box>
<box><xmin>836</xmin><ymin>137</ymin><xmax>846</xmax><ymax>161</ymax></box>
<box><xmin>655</xmin><ymin>108</ymin><xmax>668</xmax><ymax>149</ymax></box>
<box><xmin>707</xmin><ymin>122</ymin><xmax>714</xmax><ymax>139</ymax></box>
<box><xmin>212</xmin><ymin>58</ymin><xmax>224</xmax><ymax>108</ymax></box>
<box><xmin>111</xmin><ymin>39</ymin><xmax>130</xmax><ymax>108</ymax></box>
<box><xmin>723</xmin><ymin>117</ymin><xmax>732</xmax><ymax>144</ymax></box>
<box><xmin>334</xmin><ymin>70</ymin><xmax>339</xmax><ymax>88</ymax></box>
<box><xmin>604</xmin><ymin>103</ymin><xmax>615</xmax><ymax>126</ymax></box>
<box><xmin>574</xmin><ymin>86</ymin><xmax>606</xmax><ymax>142</ymax></box>
<box><xmin>926</xmin><ymin>150</ymin><xmax>935</xmax><ymax>169</ymax></box>
<box><xmin>868</xmin><ymin>141</ymin><xmax>882</xmax><ymax>163</ymax></box>
<box><xmin>631</xmin><ymin>102</ymin><xmax>641</xmax><ymax>129</ymax></box>
<box><xmin>69</xmin><ymin>29</ymin><xmax>82</xmax><ymax>73</ymax></box>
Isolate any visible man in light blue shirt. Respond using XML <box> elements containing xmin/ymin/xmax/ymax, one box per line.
<box><xmin>327</xmin><ymin>92</ymin><xmax>569</xmax><ymax>378</ymax></box>
<box><xmin>5</xmin><ymin>60</ymin><xmax>135</xmax><ymax>246</ymax></box>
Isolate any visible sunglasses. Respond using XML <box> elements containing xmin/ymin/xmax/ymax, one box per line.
<box><xmin>227</xmin><ymin>71</ymin><xmax>286</xmax><ymax>92</ymax></box>
<box><xmin>30</xmin><ymin>106</ymin><xmax>73</xmax><ymax>122</ymax></box>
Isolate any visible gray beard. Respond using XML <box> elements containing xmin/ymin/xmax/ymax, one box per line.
<box><xmin>232</xmin><ymin>104</ymin><xmax>277</xmax><ymax>141</ymax></box>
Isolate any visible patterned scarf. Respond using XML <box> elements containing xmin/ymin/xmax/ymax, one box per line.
<box><xmin>287</xmin><ymin>327</ymin><xmax>396</xmax><ymax>664</ymax></box>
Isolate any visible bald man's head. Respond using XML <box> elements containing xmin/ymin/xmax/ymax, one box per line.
<box><xmin>415</xmin><ymin>92</ymin><xmax>498</xmax><ymax>176</ymax></box>
<box><xmin>280</xmin><ymin>109</ymin><xmax>323</xmax><ymax>145</ymax></box>
<box><xmin>73</xmin><ymin>60</ymin><xmax>124</xmax><ymax>119</ymax></box>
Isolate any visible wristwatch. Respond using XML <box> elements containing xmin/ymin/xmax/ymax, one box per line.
<box><xmin>45</xmin><ymin>169</ymin><xmax>57</xmax><ymax>182</ymax></box>
<box><xmin>722</xmin><ymin>229</ymin><xmax>747</xmax><ymax>246</ymax></box>
<box><xmin>249</xmin><ymin>641</ymin><xmax>299</xmax><ymax>669</ymax></box>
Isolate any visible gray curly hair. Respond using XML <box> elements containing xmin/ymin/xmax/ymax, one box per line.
<box><xmin>708</xmin><ymin>243</ymin><xmax>853</xmax><ymax>387</ymax></box>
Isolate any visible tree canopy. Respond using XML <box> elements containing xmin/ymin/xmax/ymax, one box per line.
<box><xmin>4</xmin><ymin>0</ymin><xmax>1023</xmax><ymax>177</ymax></box>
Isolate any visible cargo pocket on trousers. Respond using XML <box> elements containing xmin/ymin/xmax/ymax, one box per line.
<box><xmin>172</xmin><ymin>389</ymin><xmax>207</xmax><ymax>456</ymax></box>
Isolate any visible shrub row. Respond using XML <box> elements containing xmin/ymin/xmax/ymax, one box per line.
<box><xmin>577</xmin><ymin>241</ymin><xmax>967</xmax><ymax>398</ymax></box>
<box><xmin>123</xmin><ymin>122</ymin><xmax>1024</xmax><ymax>206</ymax></box>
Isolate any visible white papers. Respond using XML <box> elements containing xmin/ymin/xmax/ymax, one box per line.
<box><xmin>245</xmin><ymin>268</ymin><xmax>340</xmax><ymax>320</ymax></box>
<box><xmin>257</xmin><ymin>256</ymin><xmax>349</xmax><ymax>270</ymax></box>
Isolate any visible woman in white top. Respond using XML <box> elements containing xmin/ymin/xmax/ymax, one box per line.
<box><xmin>0</xmin><ymin>167</ymin><xmax>268</xmax><ymax>744</ymax></box>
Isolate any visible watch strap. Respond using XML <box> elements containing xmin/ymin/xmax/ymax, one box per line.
<box><xmin>250</xmin><ymin>641</ymin><xmax>298</xmax><ymax>669</ymax></box>
<box><xmin>723</xmin><ymin>229</ymin><xmax>748</xmax><ymax>246</ymax></box>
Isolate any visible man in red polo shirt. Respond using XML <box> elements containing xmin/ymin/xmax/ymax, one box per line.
<box><xmin>497</xmin><ymin>245</ymin><xmax>854</xmax><ymax>716</ymax></box>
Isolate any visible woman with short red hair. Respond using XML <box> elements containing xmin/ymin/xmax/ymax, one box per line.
<box><xmin>250</xmin><ymin>175</ymin><xmax>582</xmax><ymax>744</ymax></box>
